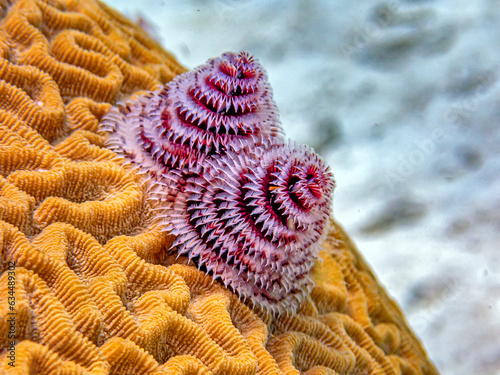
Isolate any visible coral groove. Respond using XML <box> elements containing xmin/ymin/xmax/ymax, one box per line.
<box><xmin>0</xmin><ymin>0</ymin><xmax>438</xmax><ymax>374</ymax></box>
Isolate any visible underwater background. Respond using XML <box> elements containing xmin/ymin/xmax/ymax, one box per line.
<box><xmin>105</xmin><ymin>1</ymin><xmax>500</xmax><ymax>374</ymax></box>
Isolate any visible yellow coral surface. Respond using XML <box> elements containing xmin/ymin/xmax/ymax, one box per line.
<box><xmin>0</xmin><ymin>0</ymin><xmax>439</xmax><ymax>374</ymax></box>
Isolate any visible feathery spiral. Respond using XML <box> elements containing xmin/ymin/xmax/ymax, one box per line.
<box><xmin>167</xmin><ymin>141</ymin><xmax>335</xmax><ymax>313</ymax></box>
<box><xmin>101</xmin><ymin>51</ymin><xmax>283</xmax><ymax>181</ymax></box>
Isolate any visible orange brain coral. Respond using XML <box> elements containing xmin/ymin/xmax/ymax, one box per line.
<box><xmin>0</xmin><ymin>0</ymin><xmax>439</xmax><ymax>374</ymax></box>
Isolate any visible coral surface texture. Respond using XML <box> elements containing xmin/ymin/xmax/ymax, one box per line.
<box><xmin>0</xmin><ymin>0</ymin><xmax>439</xmax><ymax>374</ymax></box>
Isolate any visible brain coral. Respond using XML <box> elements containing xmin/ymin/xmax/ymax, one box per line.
<box><xmin>0</xmin><ymin>0</ymin><xmax>439</xmax><ymax>374</ymax></box>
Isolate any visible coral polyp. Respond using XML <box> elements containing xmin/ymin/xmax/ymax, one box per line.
<box><xmin>101</xmin><ymin>51</ymin><xmax>283</xmax><ymax>180</ymax></box>
<box><xmin>167</xmin><ymin>141</ymin><xmax>335</xmax><ymax>313</ymax></box>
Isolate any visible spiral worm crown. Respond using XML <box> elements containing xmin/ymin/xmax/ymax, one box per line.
<box><xmin>168</xmin><ymin>141</ymin><xmax>335</xmax><ymax>313</ymax></box>
<box><xmin>101</xmin><ymin>51</ymin><xmax>283</xmax><ymax>180</ymax></box>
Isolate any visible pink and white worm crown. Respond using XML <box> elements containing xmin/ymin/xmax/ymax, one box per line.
<box><xmin>167</xmin><ymin>141</ymin><xmax>334</xmax><ymax>313</ymax></box>
<box><xmin>101</xmin><ymin>51</ymin><xmax>283</xmax><ymax>182</ymax></box>
<box><xmin>100</xmin><ymin>51</ymin><xmax>335</xmax><ymax>313</ymax></box>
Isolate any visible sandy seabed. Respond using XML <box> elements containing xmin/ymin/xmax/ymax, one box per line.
<box><xmin>105</xmin><ymin>1</ymin><xmax>500</xmax><ymax>374</ymax></box>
